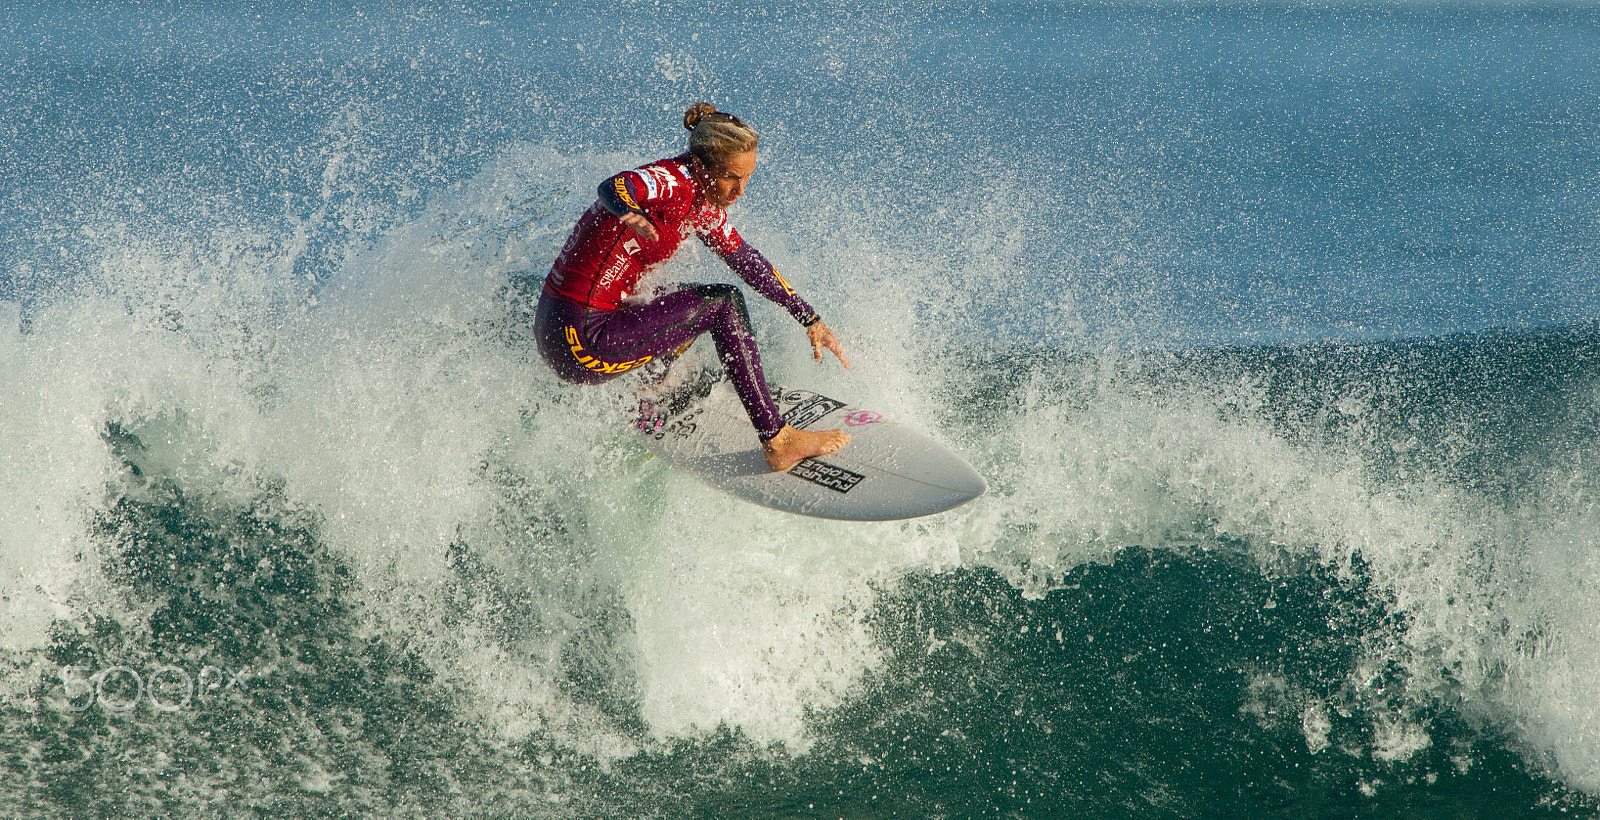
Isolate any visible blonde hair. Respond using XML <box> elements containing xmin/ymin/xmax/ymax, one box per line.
<box><xmin>683</xmin><ymin>102</ymin><xmax>759</xmax><ymax>168</ymax></box>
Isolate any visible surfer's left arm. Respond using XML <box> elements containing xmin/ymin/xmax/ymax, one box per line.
<box><xmin>718</xmin><ymin>240</ymin><xmax>850</xmax><ymax>369</ymax></box>
<box><xmin>806</xmin><ymin>319</ymin><xmax>850</xmax><ymax>369</ymax></box>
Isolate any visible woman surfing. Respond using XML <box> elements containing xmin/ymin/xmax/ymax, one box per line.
<box><xmin>527</xmin><ymin>103</ymin><xmax>851</xmax><ymax>471</ymax></box>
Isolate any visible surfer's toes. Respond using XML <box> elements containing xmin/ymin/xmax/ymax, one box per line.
<box><xmin>808</xmin><ymin>429</ymin><xmax>850</xmax><ymax>459</ymax></box>
<box><xmin>764</xmin><ymin>426</ymin><xmax>851</xmax><ymax>472</ymax></box>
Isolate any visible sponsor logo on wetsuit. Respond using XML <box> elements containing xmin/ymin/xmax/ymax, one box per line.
<box><xmin>637</xmin><ymin>164</ymin><xmax>681</xmax><ymax>201</ymax></box>
<box><xmin>779</xmin><ymin>390</ymin><xmax>846</xmax><ymax>429</ymax></box>
<box><xmin>772</xmin><ymin>268</ymin><xmax>797</xmax><ymax>295</ymax></box>
<box><xmin>564</xmin><ymin>326</ymin><xmax>653</xmax><ymax>375</ymax></box>
<box><xmin>595</xmin><ymin>251</ymin><xmax>632</xmax><ymax>293</ymax></box>
<box><xmin>790</xmin><ymin>459</ymin><xmax>864</xmax><ymax>493</ymax></box>
<box><xmin>614</xmin><ymin>177</ymin><xmax>640</xmax><ymax>211</ymax></box>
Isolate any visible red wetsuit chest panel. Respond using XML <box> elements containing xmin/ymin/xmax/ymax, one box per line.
<box><xmin>544</xmin><ymin>156</ymin><xmax>743</xmax><ymax>311</ymax></box>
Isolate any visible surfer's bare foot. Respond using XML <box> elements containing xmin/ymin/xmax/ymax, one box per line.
<box><xmin>763</xmin><ymin>425</ymin><xmax>850</xmax><ymax>472</ymax></box>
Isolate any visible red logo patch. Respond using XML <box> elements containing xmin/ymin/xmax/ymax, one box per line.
<box><xmin>844</xmin><ymin>410</ymin><xmax>882</xmax><ymax>427</ymax></box>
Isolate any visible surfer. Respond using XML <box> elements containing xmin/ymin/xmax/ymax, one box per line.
<box><xmin>528</xmin><ymin>102</ymin><xmax>851</xmax><ymax>472</ymax></box>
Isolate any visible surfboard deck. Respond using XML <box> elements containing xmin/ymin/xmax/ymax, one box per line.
<box><xmin>628</xmin><ymin>367</ymin><xmax>986</xmax><ymax>521</ymax></box>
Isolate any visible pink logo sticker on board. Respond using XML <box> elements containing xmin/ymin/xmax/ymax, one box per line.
<box><xmin>844</xmin><ymin>410</ymin><xmax>882</xmax><ymax>427</ymax></box>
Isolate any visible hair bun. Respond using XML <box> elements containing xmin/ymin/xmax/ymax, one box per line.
<box><xmin>683</xmin><ymin>102</ymin><xmax>719</xmax><ymax>131</ymax></box>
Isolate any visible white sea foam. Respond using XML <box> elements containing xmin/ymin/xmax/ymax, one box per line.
<box><xmin>5</xmin><ymin>139</ymin><xmax>1600</xmax><ymax>796</ymax></box>
<box><xmin>0</xmin><ymin>143</ymin><xmax>965</xmax><ymax>753</ymax></box>
<box><xmin>951</xmin><ymin>341</ymin><xmax>1600</xmax><ymax>786</ymax></box>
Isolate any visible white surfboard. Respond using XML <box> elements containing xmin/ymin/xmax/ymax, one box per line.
<box><xmin>628</xmin><ymin>369</ymin><xmax>986</xmax><ymax>520</ymax></box>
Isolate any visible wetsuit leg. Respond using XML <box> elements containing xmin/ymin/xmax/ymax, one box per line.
<box><xmin>536</xmin><ymin>287</ymin><xmax>786</xmax><ymax>440</ymax></box>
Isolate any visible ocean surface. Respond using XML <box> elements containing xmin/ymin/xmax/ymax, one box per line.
<box><xmin>4</xmin><ymin>1</ymin><xmax>1600</xmax><ymax>816</ymax></box>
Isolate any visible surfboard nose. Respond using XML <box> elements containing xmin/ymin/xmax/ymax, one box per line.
<box><xmin>946</xmin><ymin>461</ymin><xmax>988</xmax><ymax>501</ymax></box>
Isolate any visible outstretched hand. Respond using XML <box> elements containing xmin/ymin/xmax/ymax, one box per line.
<box><xmin>807</xmin><ymin>321</ymin><xmax>850</xmax><ymax>369</ymax></box>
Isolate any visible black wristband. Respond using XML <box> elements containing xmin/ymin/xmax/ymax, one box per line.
<box><xmin>800</xmin><ymin>311</ymin><xmax>822</xmax><ymax>327</ymax></box>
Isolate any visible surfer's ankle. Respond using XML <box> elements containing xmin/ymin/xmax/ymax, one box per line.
<box><xmin>763</xmin><ymin>425</ymin><xmax>850</xmax><ymax>472</ymax></box>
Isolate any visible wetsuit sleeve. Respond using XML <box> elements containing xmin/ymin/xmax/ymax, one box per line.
<box><xmin>721</xmin><ymin>242</ymin><xmax>821</xmax><ymax>326</ymax></box>
<box><xmin>596</xmin><ymin>173</ymin><xmax>648</xmax><ymax>219</ymax></box>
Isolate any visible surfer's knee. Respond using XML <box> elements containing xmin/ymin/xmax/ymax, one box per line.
<box><xmin>692</xmin><ymin>282</ymin><xmax>742</xmax><ymax>307</ymax></box>
<box><xmin>692</xmin><ymin>283</ymin><xmax>753</xmax><ymax>330</ymax></box>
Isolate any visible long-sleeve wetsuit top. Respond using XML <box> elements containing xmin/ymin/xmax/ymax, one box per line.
<box><xmin>543</xmin><ymin>154</ymin><xmax>820</xmax><ymax>325</ymax></box>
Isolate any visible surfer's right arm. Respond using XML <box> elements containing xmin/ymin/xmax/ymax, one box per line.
<box><xmin>597</xmin><ymin>173</ymin><xmax>660</xmax><ymax>241</ymax></box>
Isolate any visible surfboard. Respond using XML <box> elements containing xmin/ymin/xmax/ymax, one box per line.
<box><xmin>628</xmin><ymin>368</ymin><xmax>987</xmax><ymax>520</ymax></box>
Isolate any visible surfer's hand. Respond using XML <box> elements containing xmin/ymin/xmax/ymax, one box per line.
<box><xmin>808</xmin><ymin>321</ymin><xmax>850</xmax><ymax>369</ymax></box>
<box><xmin>619</xmin><ymin>212</ymin><xmax>659</xmax><ymax>242</ymax></box>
